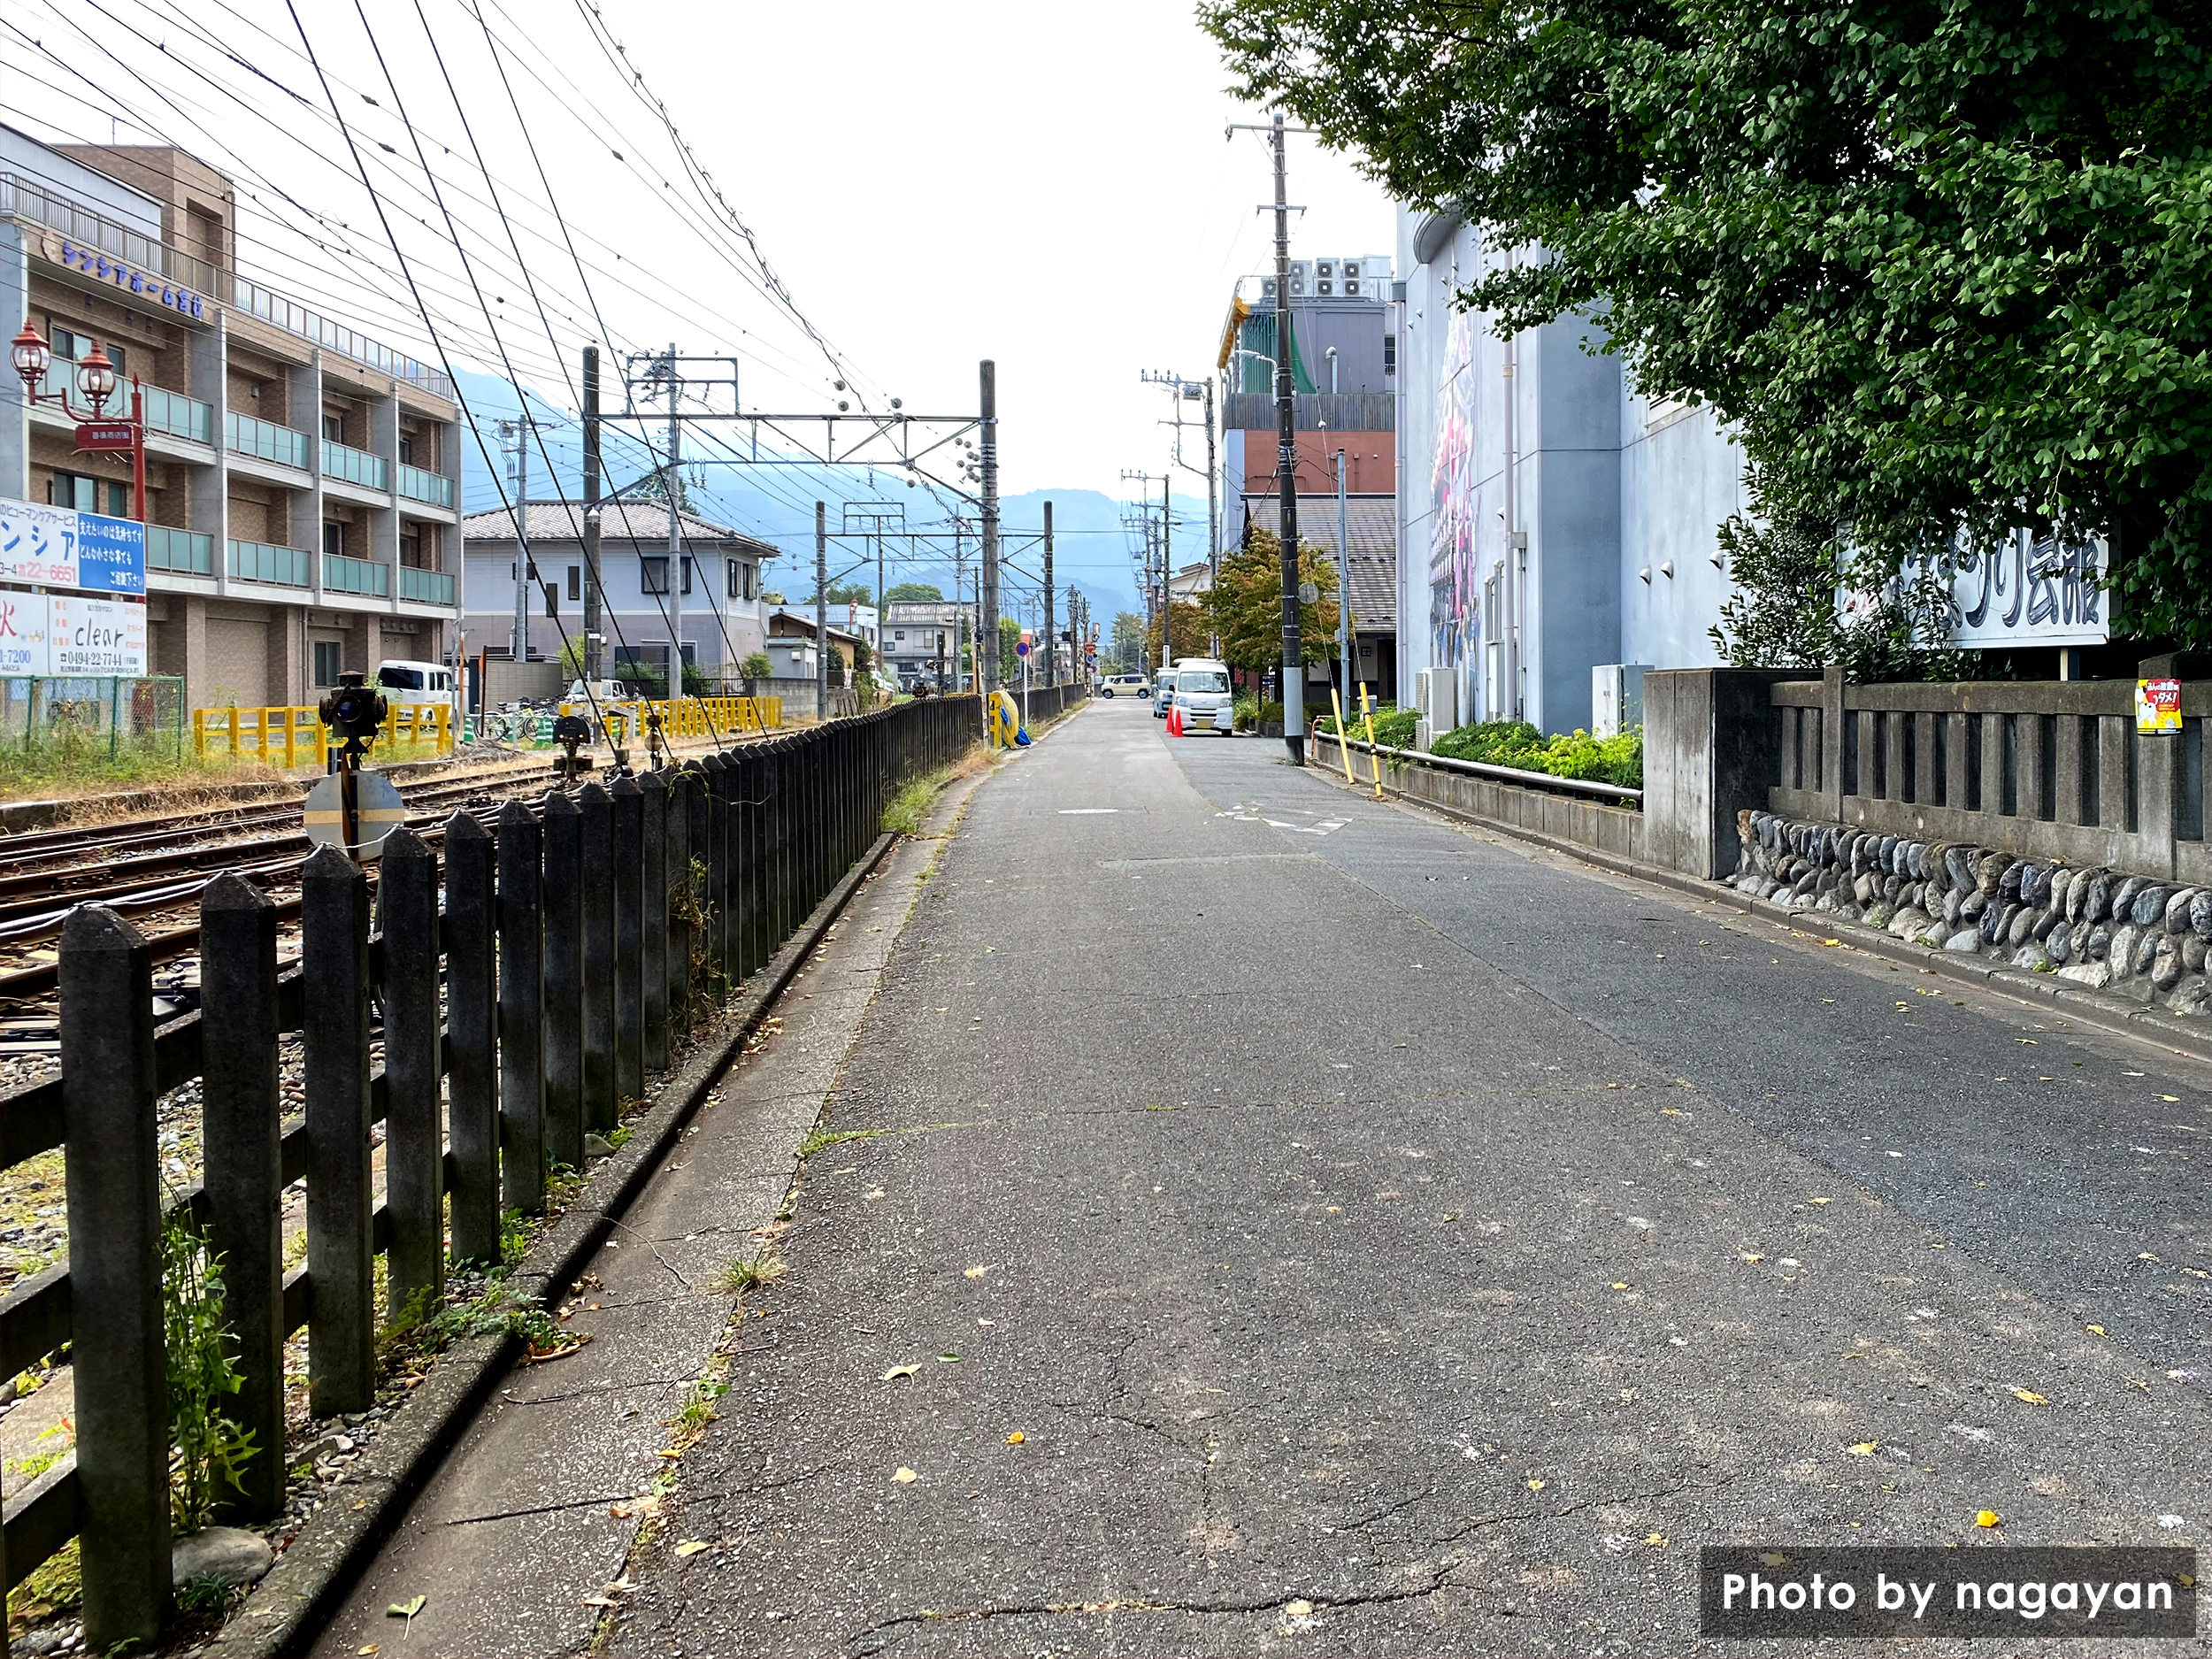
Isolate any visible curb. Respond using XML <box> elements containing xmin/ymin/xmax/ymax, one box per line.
<box><xmin>210</xmin><ymin>829</ymin><xmax>903</xmax><ymax>1658</ymax></box>
<box><xmin>1302</xmin><ymin>758</ymin><xmax>2212</xmax><ymax>1068</ymax></box>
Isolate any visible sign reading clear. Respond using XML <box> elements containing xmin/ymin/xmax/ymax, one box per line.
<box><xmin>0</xmin><ymin>498</ymin><xmax>146</xmax><ymax>595</ymax></box>
<box><xmin>0</xmin><ymin>593</ymin><xmax>146</xmax><ymax>677</ymax></box>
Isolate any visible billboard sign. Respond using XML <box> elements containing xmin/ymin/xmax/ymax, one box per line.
<box><xmin>49</xmin><ymin>594</ymin><xmax>148</xmax><ymax>675</ymax></box>
<box><xmin>1938</xmin><ymin>531</ymin><xmax>2108</xmax><ymax>649</ymax></box>
<box><xmin>0</xmin><ymin>498</ymin><xmax>146</xmax><ymax>595</ymax></box>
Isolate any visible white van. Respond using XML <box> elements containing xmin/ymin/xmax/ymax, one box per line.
<box><xmin>1167</xmin><ymin>659</ymin><xmax>1233</xmax><ymax>735</ymax></box>
<box><xmin>565</xmin><ymin>678</ymin><xmax>635</xmax><ymax>704</ymax></box>
<box><xmin>375</xmin><ymin>659</ymin><xmax>456</xmax><ymax>708</ymax></box>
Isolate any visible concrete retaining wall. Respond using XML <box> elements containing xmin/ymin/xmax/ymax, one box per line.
<box><xmin>1314</xmin><ymin>732</ymin><xmax>1647</xmax><ymax>862</ymax></box>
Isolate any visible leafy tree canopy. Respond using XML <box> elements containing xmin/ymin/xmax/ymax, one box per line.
<box><xmin>884</xmin><ymin>581</ymin><xmax>945</xmax><ymax>603</ymax></box>
<box><xmin>1205</xmin><ymin>0</ymin><xmax>2212</xmax><ymax>646</ymax></box>
<box><xmin>1205</xmin><ymin>528</ymin><xmax>1340</xmax><ymax>672</ymax></box>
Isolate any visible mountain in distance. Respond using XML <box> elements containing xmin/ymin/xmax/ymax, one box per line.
<box><xmin>450</xmin><ymin>370</ymin><xmax>1208</xmax><ymax>627</ymax></box>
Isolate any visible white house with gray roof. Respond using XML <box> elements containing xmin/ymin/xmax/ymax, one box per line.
<box><xmin>461</xmin><ymin>498</ymin><xmax>778</xmax><ymax>687</ymax></box>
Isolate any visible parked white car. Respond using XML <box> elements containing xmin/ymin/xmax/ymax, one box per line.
<box><xmin>1098</xmin><ymin>673</ymin><xmax>1149</xmax><ymax>699</ymax></box>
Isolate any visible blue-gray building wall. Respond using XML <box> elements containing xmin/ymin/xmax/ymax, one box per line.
<box><xmin>1396</xmin><ymin>204</ymin><xmax>1745</xmax><ymax>732</ymax></box>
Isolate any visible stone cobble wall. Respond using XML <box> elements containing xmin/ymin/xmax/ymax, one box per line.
<box><xmin>1726</xmin><ymin>809</ymin><xmax>2212</xmax><ymax>1017</ymax></box>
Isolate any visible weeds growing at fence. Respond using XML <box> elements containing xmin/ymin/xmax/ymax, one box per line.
<box><xmin>881</xmin><ymin>770</ymin><xmax>949</xmax><ymax>836</ymax></box>
<box><xmin>162</xmin><ymin>1211</ymin><xmax>257</xmax><ymax>1532</ymax></box>
<box><xmin>0</xmin><ymin>734</ymin><xmax>291</xmax><ymax>803</ymax></box>
<box><xmin>1315</xmin><ymin>703</ymin><xmax>1420</xmax><ymax>748</ymax></box>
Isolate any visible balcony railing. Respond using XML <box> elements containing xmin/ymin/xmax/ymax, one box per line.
<box><xmin>228</xmin><ymin>539</ymin><xmax>309</xmax><ymax>588</ymax></box>
<box><xmin>321</xmin><ymin>440</ymin><xmax>388</xmax><ymax>492</ymax></box>
<box><xmin>396</xmin><ymin>464</ymin><xmax>453</xmax><ymax>509</ymax></box>
<box><xmin>0</xmin><ymin>172</ymin><xmax>219</xmax><ymax>294</ymax></box>
<box><xmin>141</xmin><ymin>386</ymin><xmax>213</xmax><ymax>445</ymax></box>
<box><xmin>4</xmin><ymin>170</ymin><xmax>455</xmax><ymax>400</ymax></box>
<box><xmin>225</xmin><ymin>411</ymin><xmax>311</xmax><ymax>470</ymax></box>
<box><xmin>323</xmin><ymin>552</ymin><xmax>389</xmax><ymax>597</ymax></box>
<box><xmin>145</xmin><ymin>526</ymin><xmax>213</xmax><ymax>576</ymax></box>
<box><xmin>231</xmin><ymin>277</ymin><xmax>454</xmax><ymax>398</ymax></box>
<box><xmin>398</xmin><ymin>565</ymin><xmax>455</xmax><ymax>606</ymax></box>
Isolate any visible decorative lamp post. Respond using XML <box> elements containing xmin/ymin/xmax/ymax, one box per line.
<box><xmin>11</xmin><ymin>323</ymin><xmax>148</xmax><ymax>521</ymax></box>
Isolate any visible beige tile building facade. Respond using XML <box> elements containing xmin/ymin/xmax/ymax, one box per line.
<box><xmin>0</xmin><ymin>125</ymin><xmax>463</xmax><ymax>709</ymax></box>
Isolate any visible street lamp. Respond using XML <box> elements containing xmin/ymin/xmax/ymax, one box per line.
<box><xmin>11</xmin><ymin>321</ymin><xmax>147</xmax><ymax>521</ymax></box>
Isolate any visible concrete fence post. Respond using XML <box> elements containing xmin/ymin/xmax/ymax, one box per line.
<box><xmin>378</xmin><ymin>827</ymin><xmax>444</xmax><ymax>1318</ymax></box>
<box><xmin>1643</xmin><ymin>668</ymin><xmax>1790</xmax><ymax>879</ymax></box>
<box><xmin>497</xmin><ymin>800</ymin><xmax>547</xmax><ymax>1214</ymax></box>
<box><xmin>58</xmin><ymin>906</ymin><xmax>169</xmax><ymax>1648</ymax></box>
<box><xmin>302</xmin><ymin>842</ymin><xmax>374</xmax><ymax>1417</ymax></box>
<box><xmin>577</xmin><ymin>781</ymin><xmax>616</xmax><ymax>1133</ymax></box>
<box><xmin>611</xmin><ymin>775</ymin><xmax>645</xmax><ymax>1105</ymax></box>
<box><xmin>198</xmin><ymin>874</ymin><xmax>285</xmax><ymax>1522</ymax></box>
<box><xmin>541</xmin><ymin>789</ymin><xmax>584</xmax><ymax>1171</ymax></box>
<box><xmin>703</xmin><ymin>753</ymin><xmax>733</xmax><ymax>984</ymax></box>
<box><xmin>641</xmin><ymin>772</ymin><xmax>670</xmax><ymax>1071</ymax></box>
<box><xmin>444</xmin><ymin>810</ymin><xmax>501</xmax><ymax>1264</ymax></box>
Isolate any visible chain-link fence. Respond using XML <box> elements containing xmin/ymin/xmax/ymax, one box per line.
<box><xmin>0</xmin><ymin>676</ymin><xmax>187</xmax><ymax>762</ymax></box>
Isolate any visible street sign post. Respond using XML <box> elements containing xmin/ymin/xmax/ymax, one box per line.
<box><xmin>303</xmin><ymin>770</ymin><xmax>407</xmax><ymax>861</ymax></box>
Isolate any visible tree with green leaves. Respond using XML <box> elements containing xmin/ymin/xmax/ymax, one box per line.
<box><xmin>1204</xmin><ymin>528</ymin><xmax>1340</xmax><ymax>673</ymax></box>
<box><xmin>1206</xmin><ymin>0</ymin><xmax>2212</xmax><ymax>649</ymax></box>
<box><xmin>884</xmin><ymin>581</ymin><xmax>945</xmax><ymax>603</ymax></box>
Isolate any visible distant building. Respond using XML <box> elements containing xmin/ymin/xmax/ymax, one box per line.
<box><xmin>1</xmin><ymin>124</ymin><xmax>464</xmax><ymax>706</ymax></box>
<box><xmin>1237</xmin><ymin>493</ymin><xmax>1398</xmax><ymax>704</ymax></box>
<box><xmin>460</xmin><ymin>499</ymin><xmax>775</xmax><ymax>694</ymax></box>
<box><xmin>764</xmin><ymin>606</ymin><xmax>866</xmax><ymax>681</ymax></box>
<box><xmin>880</xmin><ymin>600</ymin><xmax>964</xmax><ymax>690</ymax></box>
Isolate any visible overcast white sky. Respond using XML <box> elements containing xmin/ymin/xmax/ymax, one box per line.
<box><xmin>5</xmin><ymin>0</ymin><xmax>1395</xmax><ymax>498</ymax></box>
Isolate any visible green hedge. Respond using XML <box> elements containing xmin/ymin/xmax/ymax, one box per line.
<box><xmin>1313</xmin><ymin>703</ymin><xmax>1420</xmax><ymax>749</ymax></box>
<box><xmin>1429</xmin><ymin>719</ymin><xmax>1643</xmax><ymax>789</ymax></box>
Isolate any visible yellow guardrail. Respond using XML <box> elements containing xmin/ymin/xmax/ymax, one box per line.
<box><xmin>557</xmin><ymin>695</ymin><xmax>782</xmax><ymax>743</ymax></box>
<box><xmin>192</xmin><ymin>703</ymin><xmax>454</xmax><ymax>764</ymax></box>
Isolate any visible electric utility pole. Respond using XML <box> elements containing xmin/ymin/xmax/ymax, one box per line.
<box><xmin>497</xmin><ymin>415</ymin><xmax>532</xmax><ymax>667</ymax></box>
<box><xmin>1161</xmin><ymin>473</ymin><xmax>1174</xmax><ymax>669</ymax></box>
<box><xmin>582</xmin><ymin>348</ymin><xmax>603</xmax><ymax>683</ymax></box>
<box><xmin>814</xmin><ymin>502</ymin><xmax>828</xmax><ymax>721</ymax></box>
<box><xmin>1336</xmin><ymin>449</ymin><xmax>1352</xmax><ymax>711</ymax></box>
<box><xmin>664</xmin><ymin>342</ymin><xmax>683</xmax><ymax>695</ymax></box>
<box><xmin>1142</xmin><ymin>370</ymin><xmax>1222</xmax><ymax>656</ymax></box>
<box><xmin>979</xmin><ymin>360</ymin><xmax>1000</xmax><ymax>695</ymax></box>
<box><xmin>1269</xmin><ymin>114</ymin><xmax>1303</xmax><ymax>761</ymax></box>
<box><xmin>1042</xmin><ymin>500</ymin><xmax>1056</xmax><ymax>687</ymax></box>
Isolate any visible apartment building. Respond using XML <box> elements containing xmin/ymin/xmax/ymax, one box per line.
<box><xmin>0</xmin><ymin>126</ymin><xmax>463</xmax><ymax>709</ymax></box>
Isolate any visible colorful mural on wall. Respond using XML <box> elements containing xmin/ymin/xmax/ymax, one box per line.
<box><xmin>1427</xmin><ymin>311</ymin><xmax>1483</xmax><ymax>684</ymax></box>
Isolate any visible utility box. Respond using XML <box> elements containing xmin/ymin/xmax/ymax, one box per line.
<box><xmin>1592</xmin><ymin>664</ymin><xmax>1652</xmax><ymax>738</ymax></box>
<box><xmin>1412</xmin><ymin>666</ymin><xmax>1460</xmax><ymax>749</ymax></box>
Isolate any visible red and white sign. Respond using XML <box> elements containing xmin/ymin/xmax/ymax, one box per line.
<box><xmin>73</xmin><ymin>422</ymin><xmax>136</xmax><ymax>454</ymax></box>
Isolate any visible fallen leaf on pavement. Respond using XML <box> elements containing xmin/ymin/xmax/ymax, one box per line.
<box><xmin>386</xmin><ymin>1597</ymin><xmax>426</xmax><ymax>1620</ymax></box>
<box><xmin>882</xmin><ymin>1364</ymin><xmax>922</xmax><ymax>1380</ymax></box>
<box><xmin>1741</xmin><ymin>1255</ymin><xmax>1765</xmax><ymax>1264</ymax></box>
<box><xmin>1810</xmin><ymin>1197</ymin><xmax>1832</xmax><ymax>1206</ymax></box>
<box><xmin>1526</xmin><ymin>1479</ymin><xmax>1547</xmax><ymax>1491</ymax></box>
<box><xmin>609</xmin><ymin>1502</ymin><xmax>633</xmax><ymax>1519</ymax></box>
<box><xmin>892</xmin><ymin>1467</ymin><xmax>918</xmax><ymax>1484</ymax></box>
<box><xmin>674</xmin><ymin>1540</ymin><xmax>710</xmax><ymax>1558</ymax></box>
<box><xmin>2011</xmin><ymin>1389</ymin><xmax>2050</xmax><ymax>1406</ymax></box>
<box><xmin>2088</xmin><ymin>1325</ymin><xmax>2108</xmax><ymax>1336</ymax></box>
<box><xmin>964</xmin><ymin>1266</ymin><xmax>988</xmax><ymax>1279</ymax></box>
<box><xmin>1647</xmin><ymin>1532</ymin><xmax>1668</xmax><ymax>1546</ymax></box>
<box><xmin>938</xmin><ymin>1353</ymin><xmax>960</xmax><ymax>1363</ymax></box>
<box><xmin>1007</xmin><ymin>1431</ymin><xmax>1025</xmax><ymax>1444</ymax></box>
<box><xmin>357</xmin><ymin>1647</ymin><xmax>379</xmax><ymax>1655</ymax></box>
<box><xmin>1848</xmin><ymin>1442</ymin><xmax>1878</xmax><ymax>1455</ymax></box>
<box><xmin>1977</xmin><ymin>1509</ymin><xmax>2001</xmax><ymax>1528</ymax></box>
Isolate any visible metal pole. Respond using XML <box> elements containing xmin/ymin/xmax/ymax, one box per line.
<box><xmin>1336</xmin><ymin>449</ymin><xmax>1351</xmax><ymax>715</ymax></box>
<box><xmin>815</xmin><ymin>501</ymin><xmax>829</xmax><ymax>721</ymax></box>
<box><xmin>666</xmin><ymin>342</ymin><xmax>683</xmax><ymax>699</ymax></box>
<box><xmin>979</xmin><ymin>359</ymin><xmax>1000</xmax><ymax>695</ymax></box>
<box><xmin>1205</xmin><ymin>378</ymin><xmax>1220</xmax><ymax>657</ymax></box>
<box><xmin>583</xmin><ymin>347</ymin><xmax>603</xmax><ymax>683</ymax></box>
<box><xmin>1161</xmin><ymin>474</ymin><xmax>1173</xmax><ymax>671</ymax></box>
<box><xmin>1042</xmin><ymin>500</ymin><xmax>1056</xmax><ymax>688</ymax></box>
<box><xmin>1271</xmin><ymin>113</ymin><xmax>1304</xmax><ymax>763</ymax></box>
<box><xmin>508</xmin><ymin>415</ymin><xmax>530</xmax><ymax>668</ymax></box>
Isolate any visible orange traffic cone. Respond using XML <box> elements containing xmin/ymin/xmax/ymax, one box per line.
<box><xmin>1168</xmin><ymin>703</ymin><xmax>1182</xmax><ymax>736</ymax></box>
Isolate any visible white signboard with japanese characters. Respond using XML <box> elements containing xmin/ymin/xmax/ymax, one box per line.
<box><xmin>1939</xmin><ymin>532</ymin><xmax>2109</xmax><ymax>649</ymax></box>
<box><xmin>0</xmin><ymin>593</ymin><xmax>50</xmax><ymax>676</ymax></box>
<box><xmin>0</xmin><ymin>497</ymin><xmax>147</xmax><ymax>595</ymax></box>
<box><xmin>49</xmin><ymin>594</ymin><xmax>147</xmax><ymax>675</ymax></box>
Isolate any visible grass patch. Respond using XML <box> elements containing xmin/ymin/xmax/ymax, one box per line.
<box><xmin>710</xmin><ymin>1251</ymin><xmax>787</xmax><ymax>1294</ymax></box>
<box><xmin>795</xmin><ymin>1126</ymin><xmax>883</xmax><ymax>1159</ymax></box>
<box><xmin>882</xmin><ymin>769</ymin><xmax>950</xmax><ymax>836</ymax></box>
<box><xmin>0</xmin><ymin>736</ymin><xmax>298</xmax><ymax>805</ymax></box>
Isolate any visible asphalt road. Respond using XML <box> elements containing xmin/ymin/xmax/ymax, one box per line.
<box><xmin>607</xmin><ymin>698</ymin><xmax>2212</xmax><ymax>1658</ymax></box>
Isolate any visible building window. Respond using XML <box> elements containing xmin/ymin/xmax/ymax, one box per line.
<box><xmin>1383</xmin><ymin>333</ymin><xmax>1397</xmax><ymax>376</ymax></box>
<box><xmin>313</xmin><ymin>640</ymin><xmax>342</xmax><ymax>687</ymax></box>
<box><xmin>680</xmin><ymin>556</ymin><xmax>694</xmax><ymax>595</ymax></box>
<box><xmin>543</xmin><ymin>580</ymin><xmax>558</xmax><ymax>618</ymax></box>
<box><xmin>47</xmin><ymin>474</ymin><xmax>128</xmax><ymax>517</ymax></box>
<box><xmin>743</xmin><ymin>563</ymin><xmax>757</xmax><ymax>600</ymax></box>
<box><xmin>641</xmin><ymin>556</ymin><xmax>670</xmax><ymax>595</ymax></box>
<box><xmin>726</xmin><ymin>558</ymin><xmax>742</xmax><ymax>600</ymax></box>
<box><xmin>568</xmin><ymin>565</ymin><xmax>581</xmax><ymax>602</ymax></box>
<box><xmin>323</xmin><ymin>521</ymin><xmax>344</xmax><ymax>558</ymax></box>
<box><xmin>397</xmin><ymin>434</ymin><xmax>415</xmax><ymax>465</ymax></box>
<box><xmin>323</xmin><ymin>412</ymin><xmax>343</xmax><ymax>443</ymax></box>
<box><xmin>401</xmin><ymin>528</ymin><xmax>422</xmax><ymax>568</ymax></box>
<box><xmin>894</xmin><ymin>630</ymin><xmax>905</xmax><ymax>641</ymax></box>
<box><xmin>48</xmin><ymin>328</ymin><xmax>124</xmax><ymax>380</ymax></box>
